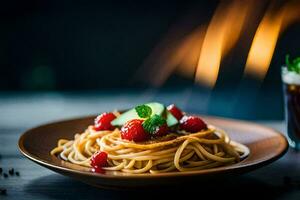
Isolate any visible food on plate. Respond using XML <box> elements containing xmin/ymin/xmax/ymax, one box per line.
<box><xmin>51</xmin><ymin>102</ymin><xmax>249</xmax><ymax>174</ymax></box>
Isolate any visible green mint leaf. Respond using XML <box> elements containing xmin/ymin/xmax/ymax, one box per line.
<box><xmin>293</xmin><ymin>58</ymin><xmax>300</xmax><ymax>73</ymax></box>
<box><xmin>286</xmin><ymin>54</ymin><xmax>292</xmax><ymax>71</ymax></box>
<box><xmin>286</xmin><ymin>54</ymin><xmax>300</xmax><ymax>74</ymax></box>
<box><xmin>142</xmin><ymin>114</ymin><xmax>166</xmax><ymax>134</ymax></box>
<box><xmin>135</xmin><ymin>104</ymin><xmax>152</xmax><ymax>118</ymax></box>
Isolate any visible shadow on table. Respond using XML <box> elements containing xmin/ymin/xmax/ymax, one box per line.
<box><xmin>24</xmin><ymin>174</ymin><xmax>291</xmax><ymax>200</ymax></box>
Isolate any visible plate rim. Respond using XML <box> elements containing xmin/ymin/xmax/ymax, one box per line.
<box><xmin>18</xmin><ymin>115</ymin><xmax>288</xmax><ymax>179</ymax></box>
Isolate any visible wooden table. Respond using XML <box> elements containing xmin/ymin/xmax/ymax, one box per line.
<box><xmin>0</xmin><ymin>93</ymin><xmax>299</xmax><ymax>199</ymax></box>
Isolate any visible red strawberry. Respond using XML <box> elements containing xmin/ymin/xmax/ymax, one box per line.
<box><xmin>167</xmin><ymin>104</ymin><xmax>183</xmax><ymax>120</ymax></box>
<box><xmin>153</xmin><ymin>124</ymin><xmax>168</xmax><ymax>137</ymax></box>
<box><xmin>94</xmin><ymin>112</ymin><xmax>116</xmax><ymax>131</ymax></box>
<box><xmin>90</xmin><ymin>151</ymin><xmax>108</xmax><ymax>173</ymax></box>
<box><xmin>180</xmin><ymin>116</ymin><xmax>207</xmax><ymax>133</ymax></box>
<box><xmin>121</xmin><ymin>119</ymin><xmax>149</xmax><ymax>142</ymax></box>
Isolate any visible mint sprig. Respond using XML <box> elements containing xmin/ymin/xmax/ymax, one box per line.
<box><xmin>286</xmin><ymin>54</ymin><xmax>300</xmax><ymax>73</ymax></box>
<box><xmin>142</xmin><ymin>114</ymin><xmax>166</xmax><ymax>134</ymax></box>
<box><xmin>135</xmin><ymin>104</ymin><xmax>152</xmax><ymax>118</ymax></box>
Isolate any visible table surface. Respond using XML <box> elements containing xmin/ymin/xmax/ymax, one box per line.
<box><xmin>0</xmin><ymin>92</ymin><xmax>299</xmax><ymax>200</ymax></box>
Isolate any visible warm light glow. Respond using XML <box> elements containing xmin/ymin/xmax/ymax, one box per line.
<box><xmin>195</xmin><ymin>1</ymin><xmax>251</xmax><ymax>88</ymax></box>
<box><xmin>154</xmin><ymin>27</ymin><xmax>205</xmax><ymax>86</ymax></box>
<box><xmin>245</xmin><ymin>1</ymin><xmax>300</xmax><ymax>79</ymax></box>
<box><xmin>244</xmin><ymin>11</ymin><xmax>283</xmax><ymax>79</ymax></box>
<box><xmin>137</xmin><ymin>26</ymin><xmax>205</xmax><ymax>86</ymax></box>
<box><xmin>175</xmin><ymin>27</ymin><xmax>205</xmax><ymax>79</ymax></box>
<box><xmin>138</xmin><ymin>0</ymin><xmax>300</xmax><ymax>88</ymax></box>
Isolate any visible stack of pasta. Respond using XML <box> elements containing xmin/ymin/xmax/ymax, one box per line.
<box><xmin>51</xmin><ymin>125</ymin><xmax>249</xmax><ymax>174</ymax></box>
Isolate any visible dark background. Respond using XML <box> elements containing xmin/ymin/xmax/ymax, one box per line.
<box><xmin>1</xmin><ymin>0</ymin><xmax>300</xmax><ymax>119</ymax></box>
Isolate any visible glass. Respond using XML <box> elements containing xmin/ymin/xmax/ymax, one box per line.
<box><xmin>282</xmin><ymin>67</ymin><xmax>300</xmax><ymax>150</ymax></box>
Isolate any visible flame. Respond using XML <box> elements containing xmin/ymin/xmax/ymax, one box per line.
<box><xmin>244</xmin><ymin>1</ymin><xmax>300</xmax><ymax>79</ymax></box>
<box><xmin>195</xmin><ymin>0</ymin><xmax>252</xmax><ymax>88</ymax></box>
<box><xmin>174</xmin><ymin>26</ymin><xmax>205</xmax><ymax>79</ymax></box>
<box><xmin>154</xmin><ymin>26</ymin><xmax>205</xmax><ymax>85</ymax></box>
<box><xmin>136</xmin><ymin>25</ymin><xmax>205</xmax><ymax>87</ymax></box>
<box><xmin>137</xmin><ymin>0</ymin><xmax>300</xmax><ymax>88</ymax></box>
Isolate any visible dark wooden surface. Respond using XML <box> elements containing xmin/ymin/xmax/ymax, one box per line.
<box><xmin>0</xmin><ymin>92</ymin><xmax>300</xmax><ymax>200</ymax></box>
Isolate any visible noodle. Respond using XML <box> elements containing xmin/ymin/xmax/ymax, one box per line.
<box><xmin>51</xmin><ymin>125</ymin><xmax>249</xmax><ymax>174</ymax></box>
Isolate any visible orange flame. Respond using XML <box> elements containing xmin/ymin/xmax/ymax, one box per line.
<box><xmin>195</xmin><ymin>0</ymin><xmax>252</xmax><ymax>88</ymax></box>
<box><xmin>137</xmin><ymin>0</ymin><xmax>300</xmax><ymax>88</ymax></box>
<box><xmin>174</xmin><ymin>26</ymin><xmax>205</xmax><ymax>79</ymax></box>
<box><xmin>136</xmin><ymin>26</ymin><xmax>205</xmax><ymax>87</ymax></box>
<box><xmin>244</xmin><ymin>1</ymin><xmax>300</xmax><ymax>79</ymax></box>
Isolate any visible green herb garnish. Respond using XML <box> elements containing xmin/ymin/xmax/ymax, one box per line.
<box><xmin>286</xmin><ymin>54</ymin><xmax>300</xmax><ymax>73</ymax></box>
<box><xmin>142</xmin><ymin>114</ymin><xmax>166</xmax><ymax>134</ymax></box>
<box><xmin>135</xmin><ymin>104</ymin><xmax>152</xmax><ymax>118</ymax></box>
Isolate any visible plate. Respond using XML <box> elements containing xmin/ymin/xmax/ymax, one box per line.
<box><xmin>18</xmin><ymin>115</ymin><xmax>288</xmax><ymax>189</ymax></box>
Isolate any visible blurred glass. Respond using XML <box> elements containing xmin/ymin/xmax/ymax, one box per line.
<box><xmin>282</xmin><ymin>67</ymin><xmax>300</xmax><ymax>150</ymax></box>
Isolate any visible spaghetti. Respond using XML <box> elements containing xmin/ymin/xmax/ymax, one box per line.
<box><xmin>51</xmin><ymin>125</ymin><xmax>249</xmax><ymax>174</ymax></box>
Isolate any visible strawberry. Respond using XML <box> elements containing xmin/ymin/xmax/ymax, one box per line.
<box><xmin>167</xmin><ymin>104</ymin><xmax>183</xmax><ymax>120</ymax></box>
<box><xmin>94</xmin><ymin>112</ymin><xmax>116</xmax><ymax>131</ymax></box>
<box><xmin>180</xmin><ymin>116</ymin><xmax>207</xmax><ymax>133</ymax></box>
<box><xmin>90</xmin><ymin>151</ymin><xmax>108</xmax><ymax>173</ymax></box>
<box><xmin>153</xmin><ymin>124</ymin><xmax>168</xmax><ymax>137</ymax></box>
<box><xmin>121</xmin><ymin>119</ymin><xmax>149</xmax><ymax>142</ymax></box>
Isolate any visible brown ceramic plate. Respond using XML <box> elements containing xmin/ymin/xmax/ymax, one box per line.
<box><xmin>18</xmin><ymin>115</ymin><xmax>288</xmax><ymax>189</ymax></box>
